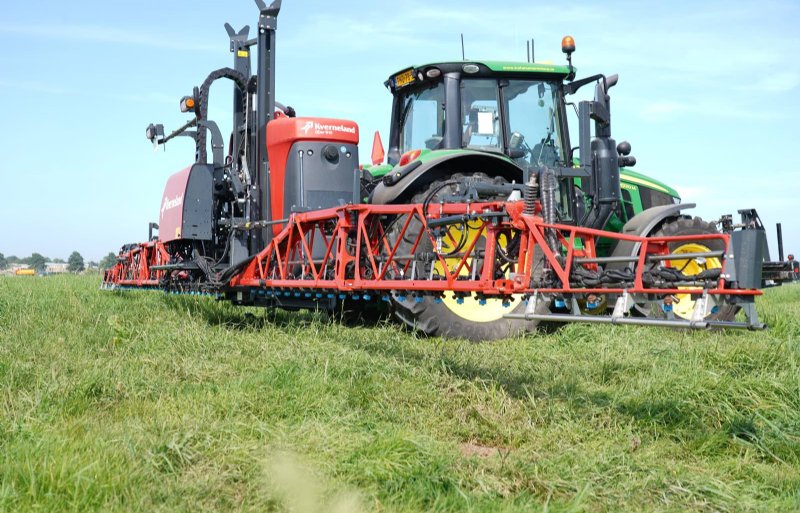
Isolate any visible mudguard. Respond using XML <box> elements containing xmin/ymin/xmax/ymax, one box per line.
<box><xmin>607</xmin><ymin>203</ymin><xmax>696</xmax><ymax>268</ymax></box>
<box><xmin>370</xmin><ymin>150</ymin><xmax>522</xmax><ymax>205</ymax></box>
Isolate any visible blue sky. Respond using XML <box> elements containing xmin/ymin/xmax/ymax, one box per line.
<box><xmin>1</xmin><ymin>0</ymin><xmax>798</xmax><ymax>261</ymax></box>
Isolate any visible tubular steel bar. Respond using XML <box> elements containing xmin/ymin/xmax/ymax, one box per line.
<box><xmin>221</xmin><ymin>201</ymin><xmax>757</xmax><ymax>297</ymax></box>
<box><xmin>575</xmin><ymin>250</ymin><xmax>725</xmax><ymax>265</ymax></box>
<box><xmin>104</xmin><ymin>200</ymin><xmax>762</xmax><ymax>330</ymax></box>
<box><xmin>504</xmin><ymin>312</ymin><xmax>766</xmax><ymax>330</ymax></box>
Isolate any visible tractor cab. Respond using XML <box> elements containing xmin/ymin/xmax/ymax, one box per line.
<box><xmin>376</xmin><ymin>60</ymin><xmax>588</xmax><ymax>226</ymax></box>
<box><xmin>374</xmin><ymin>53</ymin><xmax>646</xmax><ymax>235</ymax></box>
<box><xmin>385</xmin><ymin>61</ymin><xmax>571</xmax><ymax>171</ymax></box>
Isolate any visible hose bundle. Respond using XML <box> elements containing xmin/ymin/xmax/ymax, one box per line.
<box><xmin>195</xmin><ymin>68</ymin><xmax>251</xmax><ymax>163</ymax></box>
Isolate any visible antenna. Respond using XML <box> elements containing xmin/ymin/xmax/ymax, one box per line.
<box><xmin>530</xmin><ymin>38</ymin><xmax>535</xmax><ymax>62</ymax></box>
<box><xmin>460</xmin><ymin>33</ymin><xmax>465</xmax><ymax>60</ymax></box>
<box><xmin>526</xmin><ymin>40</ymin><xmax>530</xmax><ymax>62</ymax></box>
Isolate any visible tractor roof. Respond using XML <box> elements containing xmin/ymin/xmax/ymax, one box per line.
<box><xmin>386</xmin><ymin>60</ymin><xmax>572</xmax><ymax>93</ymax></box>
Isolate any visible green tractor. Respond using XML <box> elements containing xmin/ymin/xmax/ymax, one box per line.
<box><xmin>363</xmin><ymin>40</ymin><xmax>730</xmax><ymax>340</ymax></box>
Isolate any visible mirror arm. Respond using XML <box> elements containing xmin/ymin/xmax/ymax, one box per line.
<box><xmin>564</xmin><ymin>73</ymin><xmax>604</xmax><ymax>95</ymax></box>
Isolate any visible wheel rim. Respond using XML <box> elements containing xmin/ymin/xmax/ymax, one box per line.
<box><xmin>435</xmin><ymin>224</ymin><xmax>522</xmax><ymax>322</ymax></box>
<box><xmin>668</xmin><ymin>242</ymin><xmax>722</xmax><ymax>320</ymax></box>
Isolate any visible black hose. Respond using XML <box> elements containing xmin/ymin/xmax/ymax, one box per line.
<box><xmin>196</xmin><ymin>68</ymin><xmax>250</xmax><ymax>163</ymax></box>
<box><xmin>539</xmin><ymin>167</ymin><xmax>559</xmax><ymax>253</ymax></box>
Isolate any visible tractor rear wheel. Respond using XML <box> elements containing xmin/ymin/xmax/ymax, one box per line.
<box><xmin>638</xmin><ymin>216</ymin><xmax>738</xmax><ymax>321</ymax></box>
<box><xmin>388</xmin><ymin>173</ymin><xmax>548</xmax><ymax>341</ymax></box>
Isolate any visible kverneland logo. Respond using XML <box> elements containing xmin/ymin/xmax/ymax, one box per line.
<box><xmin>161</xmin><ymin>194</ymin><xmax>183</xmax><ymax>215</ymax></box>
<box><xmin>300</xmin><ymin>120</ymin><xmax>356</xmax><ymax>136</ymax></box>
<box><xmin>313</xmin><ymin>122</ymin><xmax>356</xmax><ymax>134</ymax></box>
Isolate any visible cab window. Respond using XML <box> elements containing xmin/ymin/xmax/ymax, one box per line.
<box><xmin>399</xmin><ymin>82</ymin><xmax>445</xmax><ymax>154</ymax></box>
<box><xmin>505</xmin><ymin>80</ymin><xmax>562</xmax><ymax>167</ymax></box>
<box><xmin>460</xmin><ymin>79</ymin><xmax>501</xmax><ymax>151</ymax></box>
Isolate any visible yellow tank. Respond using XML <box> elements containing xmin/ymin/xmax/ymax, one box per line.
<box><xmin>15</xmin><ymin>269</ymin><xmax>36</xmax><ymax>276</ymax></box>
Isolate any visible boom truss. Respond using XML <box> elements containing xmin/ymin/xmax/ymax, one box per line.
<box><xmin>103</xmin><ymin>201</ymin><xmax>764</xmax><ymax>331</ymax></box>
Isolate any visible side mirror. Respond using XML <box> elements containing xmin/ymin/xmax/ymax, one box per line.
<box><xmin>371</xmin><ymin>131</ymin><xmax>385</xmax><ymax>165</ymax></box>
<box><xmin>591</xmin><ymin>74</ymin><xmax>618</xmax><ymax>127</ymax></box>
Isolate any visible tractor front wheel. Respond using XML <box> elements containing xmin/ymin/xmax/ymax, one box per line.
<box><xmin>388</xmin><ymin>174</ymin><xmax>548</xmax><ymax>341</ymax></box>
<box><xmin>638</xmin><ymin>216</ymin><xmax>738</xmax><ymax>322</ymax></box>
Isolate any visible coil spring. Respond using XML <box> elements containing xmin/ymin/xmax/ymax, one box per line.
<box><xmin>540</xmin><ymin>167</ymin><xmax>560</xmax><ymax>253</ymax></box>
<box><xmin>524</xmin><ymin>176</ymin><xmax>539</xmax><ymax>215</ymax></box>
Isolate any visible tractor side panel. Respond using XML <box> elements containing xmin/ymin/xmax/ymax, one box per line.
<box><xmin>281</xmin><ymin>141</ymin><xmax>359</xmax><ymax>218</ymax></box>
<box><xmin>180</xmin><ymin>164</ymin><xmax>213</xmax><ymax>241</ymax></box>
<box><xmin>159</xmin><ymin>166</ymin><xmax>191</xmax><ymax>243</ymax></box>
<box><xmin>158</xmin><ymin>165</ymin><xmax>213</xmax><ymax>243</ymax></box>
<box><xmin>280</xmin><ymin>142</ymin><xmax>359</xmax><ymax>258</ymax></box>
<box><xmin>267</xmin><ymin>117</ymin><xmax>359</xmax><ymax>230</ymax></box>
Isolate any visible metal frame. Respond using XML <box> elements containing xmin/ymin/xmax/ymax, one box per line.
<box><xmin>104</xmin><ymin>201</ymin><xmax>764</xmax><ymax>330</ymax></box>
<box><xmin>106</xmin><ymin>1</ymin><xmax>771</xmax><ymax>334</ymax></box>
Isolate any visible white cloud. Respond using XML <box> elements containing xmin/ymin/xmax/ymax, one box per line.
<box><xmin>636</xmin><ymin>97</ymin><xmax>780</xmax><ymax>122</ymax></box>
<box><xmin>748</xmin><ymin>72</ymin><xmax>800</xmax><ymax>93</ymax></box>
<box><xmin>0</xmin><ymin>78</ymin><xmax>67</xmax><ymax>95</ymax></box>
<box><xmin>674</xmin><ymin>185</ymin><xmax>710</xmax><ymax>202</ymax></box>
<box><xmin>0</xmin><ymin>78</ymin><xmax>176</xmax><ymax>105</ymax></box>
<box><xmin>0</xmin><ymin>22</ymin><xmax>217</xmax><ymax>52</ymax></box>
<box><xmin>639</xmin><ymin>101</ymin><xmax>691</xmax><ymax>121</ymax></box>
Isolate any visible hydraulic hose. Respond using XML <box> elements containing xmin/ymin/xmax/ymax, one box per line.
<box><xmin>196</xmin><ymin>68</ymin><xmax>250</xmax><ymax>164</ymax></box>
<box><xmin>539</xmin><ymin>167</ymin><xmax>559</xmax><ymax>253</ymax></box>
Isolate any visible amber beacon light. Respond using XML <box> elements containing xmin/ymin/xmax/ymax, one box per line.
<box><xmin>561</xmin><ymin>35</ymin><xmax>575</xmax><ymax>55</ymax></box>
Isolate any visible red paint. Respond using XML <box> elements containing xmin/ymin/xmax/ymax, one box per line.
<box><xmin>159</xmin><ymin>166</ymin><xmax>192</xmax><ymax>243</ymax></box>
<box><xmin>371</xmin><ymin>130</ymin><xmax>385</xmax><ymax>165</ymax></box>
<box><xmin>105</xmin><ymin>200</ymin><xmax>762</xmax><ymax>305</ymax></box>
<box><xmin>102</xmin><ymin>240</ymin><xmax>170</xmax><ymax>288</ymax></box>
<box><xmin>221</xmin><ymin>202</ymin><xmax>758</xmax><ymax>299</ymax></box>
<box><xmin>398</xmin><ymin>149</ymin><xmax>421</xmax><ymax>166</ymax></box>
<box><xmin>267</xmin><ymin>117</ymin><xmax>359</xmax><ymax>228</ymax></box>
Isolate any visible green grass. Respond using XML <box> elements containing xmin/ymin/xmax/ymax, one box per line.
<box><xmin>1</xmin><ymin>275</ymin><xmax>799</xmax><ymax>512</ymax></box>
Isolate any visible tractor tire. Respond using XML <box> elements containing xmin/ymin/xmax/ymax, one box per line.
<box><xmin>387</xmin><ymin>173</ymin><xmax>549</xmax><ymax>341</ymax></box>
<box><xmin>638</xmin><ymin>216</ymin><xmax>738</xmax><ymax>322</ymax></box>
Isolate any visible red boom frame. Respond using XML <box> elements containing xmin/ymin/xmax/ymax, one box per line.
<box><xmin>101</xmin><ymin>201</ymin><xmax>760</xmax><ymax>303</ymax></box>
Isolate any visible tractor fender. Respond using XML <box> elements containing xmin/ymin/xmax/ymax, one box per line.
<box><xmin>607</xmin><ymin>202</ymin><xmax>696</xmax><ymax>269</ymax></box>
<box><xmin>370</xmin><ymin>151</ymin><xmax>522</xmax><ymax>205</ymax></box>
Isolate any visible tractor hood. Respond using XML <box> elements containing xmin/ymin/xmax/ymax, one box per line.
<box><xmin>620</xmin><ymin>167</ymin><xmax>680</xmax><ymax>199</ymax></box>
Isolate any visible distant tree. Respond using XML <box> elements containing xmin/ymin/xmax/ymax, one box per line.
<box><xmin>0</xmin><ymin>253</ymin><xmax>6</xmax><ymax>270</ymax></box>
<box><xmin>52</xmin><ymin>258</ymin><xmax>66</xmax><ymax>264</ymax></box>
<box><xmin>7</xmin><ymin>255</ymin><xmax>20</xmax><ymax>265</ymax></box>
<box><xmin>28</xmin><ymin>253</ymin><xmax>47</xmax><ymax>272</ymax></box>
<box><xmin>88</xmin><ymin>261</ymin><xmax>98</xmax><ymax>268</ymax></box>
<box><xmin>99</xmin><ymin>252</ymin><xmax>118</xmax><ymax>270</ymax></box>
<box><xmin>67</xmin><ymin>251</ymin><xmax>85</xmax><ymax>273</ymax></box>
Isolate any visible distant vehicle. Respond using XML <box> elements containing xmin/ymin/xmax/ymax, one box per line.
<box><xmin>15</xmin><ymin>269</ymin><xmax>36</xmax><ymax>276</ymax></box>
<box><xmin>789</xmin><ymin>254</ymin><xmax>799</xmax><ymax>281</ymax></box>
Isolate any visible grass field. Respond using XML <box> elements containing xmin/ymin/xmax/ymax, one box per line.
<box><xmin>0</xmin><ymin>274</ymin><xmax>798</xmax><ymax>512</ymax></box>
